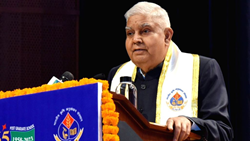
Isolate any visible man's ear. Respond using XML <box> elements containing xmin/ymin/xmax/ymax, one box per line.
<box><xmin>164</xmin><ymin>27</ymin><xmax>174</xmax><ymax>42</ymax></box>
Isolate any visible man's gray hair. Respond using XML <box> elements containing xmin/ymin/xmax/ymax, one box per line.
<box><xmin>124</xmin><ymin>1</ymin><xmax>171</xmax><ymax>28</ymax></box>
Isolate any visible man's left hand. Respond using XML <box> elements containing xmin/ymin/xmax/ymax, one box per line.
<box><xmin>166</xmin><ymin>116</ymin><xmax>192</xmax><ymax>141</ymax></box>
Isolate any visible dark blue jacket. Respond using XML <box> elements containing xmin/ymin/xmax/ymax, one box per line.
<box><xmin>107</xmin><ymin>55</ymin><xmax>234</xmax><ymax>141</ymax></box>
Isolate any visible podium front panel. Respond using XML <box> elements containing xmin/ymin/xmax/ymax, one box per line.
<box><xmin>0</xmin><ymin>83</ymin><xmax>102</xmax><ymax>141</ymax></box>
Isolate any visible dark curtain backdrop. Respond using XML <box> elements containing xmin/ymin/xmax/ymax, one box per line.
<box><xmin>0</xmin><ymin>0</ymin><xmax>79</xmax><ymax>91</ymax></box>
<box><xmin>79</xmin><ymin>0</ymin><xmax>250</xmax><ymax>140</ymax></box>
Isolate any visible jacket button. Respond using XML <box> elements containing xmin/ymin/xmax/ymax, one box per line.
<box><xmin>139</xmin><ymin>108</ymin><xmax>143</xmax><ymax>113</ymax></box>
<box><xmin>141</xmin><ymin>84</ymin><xmax>146</xmax><ymax>89</ymax></box>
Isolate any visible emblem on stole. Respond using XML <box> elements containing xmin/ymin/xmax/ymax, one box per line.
<box><xmin>166</xmin><ymin>88</ymin><xmax>188</xmax><ymax>111</ymax></box>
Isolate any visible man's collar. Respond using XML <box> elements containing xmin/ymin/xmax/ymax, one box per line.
<box><xmin>137</xmin><ymin>61</ymin><xmax>164</xmax><ymax>80</ymax></box>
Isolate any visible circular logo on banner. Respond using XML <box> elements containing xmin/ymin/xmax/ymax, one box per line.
<box><xmin>53</xmin><ymin>107</ymin><xmax>84</xmax><ymax>141</ymax></box>
<box><xmin>166</xmin><ymin>88</ymin><xmax>188</xmax><ymax>111</ymax></box>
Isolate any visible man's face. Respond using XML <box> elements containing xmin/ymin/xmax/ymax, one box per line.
<box><xmin>125</xmin><ymin>14</ymin><xmax>170</xmax><ymax>72</ymax></box>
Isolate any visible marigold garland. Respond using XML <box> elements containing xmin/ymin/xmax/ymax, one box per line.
<box><xmin>0</xmin><ymin>78</ymin><xmax>120</xmax><ymax>141</ymax></box>
<box><xmin>103</xmin><ymin>125</ymin><xmax>119</xmax><ymax>134</ymax></box>
<box><xmin>103</xmin><ymin>134</ymin><xmax>120</xmax><ymax>141</ymax></box>
<box><xmin>102</xmin><ymin>116</ymin><xmax>119</xmax><ymax>126</ymax></box>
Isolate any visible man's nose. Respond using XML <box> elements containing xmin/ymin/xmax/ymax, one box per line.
<box><xmin>133</xmin><ymin>33</ymin><xmax>142</xmax><ymax>44</ymax></box>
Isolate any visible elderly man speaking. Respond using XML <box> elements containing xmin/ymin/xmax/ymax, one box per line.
<box><xmin>107</xmin><ymin>1</ymin><xmax>234</xmax><ymax>141</ymax></box>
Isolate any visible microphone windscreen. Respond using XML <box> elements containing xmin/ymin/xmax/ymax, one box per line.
<box><xmin>93</xmin><ymin>73</ymin><xmax>106</xmax><ymax>80</ymax></box>
<box><xmin>61</xmin><ymin>71</ymin><xmax>74</xmax><ymax>82</ymax></box>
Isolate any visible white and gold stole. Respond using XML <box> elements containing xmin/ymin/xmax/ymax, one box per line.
<box><xmin>110</xmin><ymin>41</ymin><xmax>199</xmax><ymax>125</ymax></box>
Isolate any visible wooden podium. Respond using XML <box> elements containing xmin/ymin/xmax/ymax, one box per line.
<box><xmin>111</xmin><ymin>92</ymin><xmax>201</xmax><ymax>141</ymax></box>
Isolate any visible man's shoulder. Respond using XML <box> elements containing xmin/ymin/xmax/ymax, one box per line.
<box><xmin>109</xmin><ymin>64</ymin><xmax>122</xmax><ymax>74</ymax></box>
<box><xmin>108</xmin><ymin>61</ymin><xmax>133</xmax><ymax>75</ymax></box>
<box><xmin>199</xmin><ymin>55</ymin><xmax>220</xmax><ymax>70</ymax></box>
<box><xmin>199</xmin><ymin>55</ymin><xmax>214</xmax><ymax>64</ymax></box>
<box><xmin>107</xmin><ymin>63</ymin><xmax>124</xmax><ymax>85</ymax></box>
<box><xmin>198</xmin><ymin>55</ymin><xmax>223</xmax><ymax>82</ymax></box>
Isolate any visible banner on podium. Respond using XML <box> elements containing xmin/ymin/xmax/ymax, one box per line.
<box><xmin>0</xmin><ymin>83</ymin><xmax>102</xmax><ymax>141</ymax></box>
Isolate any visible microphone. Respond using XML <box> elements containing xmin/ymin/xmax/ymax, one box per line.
<box><xmin>61</xmin><ymin>71</ymin><xmax>74</xmax><ymax>82</ymax></box>
<box><xmin>93</xmin><ymin>73</ymin><xmax>106</xmax><ymax>80</ymax></box>
<box><xmin>47</xmin><ymin>71</ymin><xmax>74</xmax><ymax>85</ymax></box>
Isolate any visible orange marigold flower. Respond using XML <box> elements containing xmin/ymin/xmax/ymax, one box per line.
<box><xmin>87</xmin><ymin>78</ymin><xmax>98</xmax><ymax>84</ymax></box>
<box><xmin>0</xmin><ymin>91</ymin><xmax>4</xmax><ymax>99</ymax></box>
<box><xmin>1</xmin><ymin>92</ymin><xmax>7</xmax><ymax>99</ymax></box>
<box><xmin>101</xmin><ymin>102</ymin><xmax>116</xmax><ymax>111</ymax></box>
<box><xmin>102</xmin><ymin>90</ymin><xmax>113</xmax><ymax>98</ymax></box>
<box><xmin>102</xmin><ymin>111</ymin><xmax>119</xmax><ymax>118</ymax></box>
<box><xmin>12</xmin><ymin>89</ymin><xmax>23</xmax><ymax>96</ymax></box>
<box><xmin>102</xmin><ymin>116</ymin><xmax>119</xmax><ymax>126</ymax></box>
<box><xmin>59</xmin><ymin>80</ymin><xmax>78</xmax><ymax>89</ymax></box>
<box><xmin>103</xmin><ymin>134</ymin><xmax>120</xmax><ymax>141</ymax></box>
<box><xmin>21</xmin><ymin>88</ymin><xmax>30</xmax><ymax>95</ymax></box>
<box><xmin>102</xmin><ymin>97</ymin><xmax>113</xmax><ymax>104</ymax></box>
<box><xmin>39</xmin><ymin>84</ymin><xmax>48</xmax><ymax>92</ymax></box>
<box><xmin>78</xmin><ymin>78</ymin><xmax>89</xmax><ymax>85</ymax></box>
<box><xmin>26</xmin><ymin>88</ymin><xmax>38</xmax><ymax>95</ymax></box>
<box><xmin>98</xmin><ymin>80</ymin><xmax>109</xmax><ymax>90</ymax></box>
<box><xmin>46</xmin><ymin>83</ymin><xmax>62</xmax><ymax>91</ymax></box>
<box><xmin>103</xmin><ymin>125</ymin><xmax>119</xmax><ymax>134</ymax></box>
<box><xmin>5</xmin><ymin>91</ymin><xmax>12</xmax><ymax>97</ymax></box>
<box><xmin>34</xmin><ymin>86</ymin><xmax>45</xmax><ymax>94</ymax></box>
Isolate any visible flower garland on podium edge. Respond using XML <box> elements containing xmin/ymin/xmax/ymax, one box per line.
<box><xmin>0</xmin><ymin>78</ymin><xmax>120</xmax><ymax>141</ymax></box>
